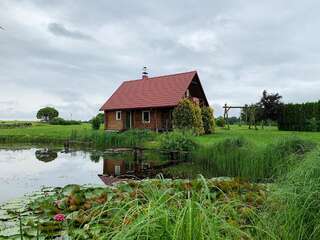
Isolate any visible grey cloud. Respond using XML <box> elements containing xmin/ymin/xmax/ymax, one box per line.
<box><xmin>48</xmin><ymin>22</ymin><xmax>93</xmax><ymax>40</ymax></box>
<box><xmin>1</xmin><ymin>0</ymin><xmax>320</xmax><ymax>120</ymax></box>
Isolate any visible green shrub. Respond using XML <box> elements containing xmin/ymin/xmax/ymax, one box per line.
<box><xmin>201</xmin><ymin>106</ymin><xmax>215</xmax><ymax>134</ymax></box>
<box><xmin>159</xmin><ymin>131</ymin><xmax>197</xmax><ymax>152</ymax></box>
<box><xmin>215</xmin><ymin>116</ymin><xmax>225</xmax><ymax>127</ymax></box>
<box><xmin>91</xmin><ymin>117</ymin><xmax>101</xmax><ymax>130</ymax></box>
<box><xmin>50</xmin><ymin>117</ymin><xmax>81</xmax><ymax>125</ymax></box>
<box><xmin>172</xmin><ymin>98</ymin><xmax>204</xmax><ymax>135</ymax></box>
<box><xmin>0</xmin><ymin>122</ymin><xmax>32</xmax><ymax>129</ymax></box>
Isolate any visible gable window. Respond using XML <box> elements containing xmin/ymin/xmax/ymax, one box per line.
<box><xmin>116</xmin><ymin>111</ymin><xmax>121</xmax><ymax>120</ymax></box>
<box><xmin>142</xmin><ymin>111</ymin><xmax>150</xmax><ymax>123</ymax></box>
<box><xmin>185</xmin><ymin>89</ymin><xmax>190</xmax><ymax>98</ymax></box>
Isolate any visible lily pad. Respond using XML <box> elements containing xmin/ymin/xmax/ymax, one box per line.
<box><xmin>62</xmin><ymin>184</ymin><xmax>81</xmax><ymax>196</ymax></box>
<box><xmin>0</xmin><ymin>209</ymin><xmax>14</xmax><ymax>221</ymax></box>
<box><xmin>0</xmin><ymin>226</ymin><xmax>21</xmax><ymax>237</ymax></box>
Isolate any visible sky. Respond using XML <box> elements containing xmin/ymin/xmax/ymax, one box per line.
<box><xmin>1</xmin><ymin>0</ymin><xmax>320</xmax><ymax>120</ymax></box>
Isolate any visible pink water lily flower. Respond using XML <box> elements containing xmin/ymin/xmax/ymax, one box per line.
<box><xmin>54</xmin><ymin>213</ymin><xmax>65</xmax><ymax>222</ymax></box>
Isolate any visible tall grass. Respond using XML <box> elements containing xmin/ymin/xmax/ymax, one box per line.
<box><xmin>70</xmin><ymin>129</ymin><xmax>157</xmax><ymax>148</ymax></box>
<box><xmin>30</xmin><ymin>177</ymin><xmax>262</xmax><ymax>239</ymax></box>
<box><xmin>254</xmin><ymin>149</ymin><xmax>320</xmax><ymax>240</ymax></box>
<box><xmin>192</xmin><ymin>136</ymin><xmax>314</xmax><ymax>181</ymax></box>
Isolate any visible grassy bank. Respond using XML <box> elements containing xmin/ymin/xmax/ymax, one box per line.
<box><xmin>164</xmin><ymin>136</ymin><xmax>315</xmax><ymax>181</ymax></box>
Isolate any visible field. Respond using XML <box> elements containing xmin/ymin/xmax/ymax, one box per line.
<box><xmin>0</xmin><ymin>122</ymin><xmax>92</xmax><ymax>143</ymax></box>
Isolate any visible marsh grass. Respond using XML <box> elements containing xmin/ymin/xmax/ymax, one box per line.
<box><xmin>191</xmin><ymin>136</ymin><xmax>315</xmax><ymax>181</ymax></box>
<box><xmin>253</xmin><ymin>149</ymin><xmax>320</xmax><ymax>240</ymax></box>
<box><xmin>26</xmin><ymin>177</ymin><xmax>265</xmax><ymax>240</ymax></box>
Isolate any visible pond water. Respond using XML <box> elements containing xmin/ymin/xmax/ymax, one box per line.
<box><xmin>0</xmin><ymin>146</ymin><xmax>191</xmax><ymax>203</ymax></box>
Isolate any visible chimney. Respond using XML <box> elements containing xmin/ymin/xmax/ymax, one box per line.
<box><xmin>142</xmin><ymin>66</ymin><xmax>148</xmax><ymax>79</ymax></box>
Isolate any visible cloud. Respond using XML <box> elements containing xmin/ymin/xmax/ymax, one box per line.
<box><xmin>1</xmin><ymin>0</ymin><xmax>320</xmax><ymax>120</ymax></box>
<box><xmin>48</xmin><ymin>22</ymin><xmax>93</xmax><ymax>40</ymax></box>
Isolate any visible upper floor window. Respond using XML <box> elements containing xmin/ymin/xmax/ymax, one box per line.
<box><xmin>185</xmin><ymin>89</ymin><xmax>190</xmax><ymax>98</ymax></box>
<box><xmin>142</xmin><ymin>111</ymin><xmax>150</xmax><ymax>123</ymax></box>
<box><xmin>116</xmin><ymin>111</ymin><xmax>121</xmax><ymax>120</ymax></box>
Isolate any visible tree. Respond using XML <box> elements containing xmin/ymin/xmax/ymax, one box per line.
<box><xmin>258</xmin><ymin>90</ymin><xmax>283</xmax><ymax>123</ymax></box>
<box><xmin>36</xmin><ymin>107</ymin><xmax>59</xmax><ymax>122</ymax></box>
<box><xmin>172</xmin><ymin>98</ymin><xmax>204</xmax><ymax>135</ymax></box>
<box><xmin>96</xmin><ymin>113</ymin><xmax>104</xmax><ymax>124</ymax></box>
<box><xmin>91</xmin><ymin>116</ymin><xmax>101</xmax><ymax>130</ymax></box>
<box><xmin>201</xmin><ymin>106</ymin><xmax>215</xmax><ymax>134</ymax></box>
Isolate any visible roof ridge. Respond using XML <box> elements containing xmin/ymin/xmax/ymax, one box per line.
<box><xmin>122</xmin><ymin>70</ymin><xmax>197</xmax><ymax>83</ymax></box>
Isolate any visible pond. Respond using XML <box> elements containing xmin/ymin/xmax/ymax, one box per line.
<box><xmin>0</xmin><ymin>145</ymin><xmax>193</xmax><ymax>203</ymax></box>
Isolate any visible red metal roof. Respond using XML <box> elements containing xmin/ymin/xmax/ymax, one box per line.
<box><xmin>100</xmin><ymin>71</ymin><xmax>198</xmax><ymax>111</ymax></box>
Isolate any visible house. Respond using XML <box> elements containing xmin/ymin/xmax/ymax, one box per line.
<box><xmin>100</xmin><ymin>70</ymin><xmax>209</xmax><ymax>131</ymax></box>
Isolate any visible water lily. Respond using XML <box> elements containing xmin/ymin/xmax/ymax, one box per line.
<box><xmin>54</xmin><ymin>213</ymin><xmax>65</xmax><ymax>222</ymax></box>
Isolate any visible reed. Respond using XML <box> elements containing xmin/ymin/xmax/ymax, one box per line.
<box><xmin>253</xmin><ymin>148</ymin><xmax>320</xmax><ymax>239</ymax></box>
<box><xmin>191</xmin><ymin>136</ymin><xmax>314</xmax><ymax>181</ymax></box>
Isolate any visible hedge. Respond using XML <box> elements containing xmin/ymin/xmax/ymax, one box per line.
<box><xmin>278</xmin><ymin>101</ymin><xmax>320</xmax><ymax>131</ymax></box>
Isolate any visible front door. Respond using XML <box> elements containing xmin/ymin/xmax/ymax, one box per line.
<box><xmin>125</xmin><ymin>111</ymin><xmax>132</xmax><ymax>129</ymax></box>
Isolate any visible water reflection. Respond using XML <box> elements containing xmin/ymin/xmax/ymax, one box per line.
<box><xmin>98</xmin><ymin>149</ymin><xmax>191</xmax><ymax>185</ymax></box>
<box><xmin>0</xmin><ymin>146</ymin><xmax>193</xmax><ymax>202</ymax></box>
<box><xmin>35</xmin><ymin>149</ymin><xmax>58</xmax><ymax>162</ymax></box>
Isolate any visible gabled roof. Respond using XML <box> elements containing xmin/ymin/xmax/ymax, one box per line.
<box><xmin>100</xmin><ymin>70</ymin><xmax>205</xmax><ymax>111</ymax></box>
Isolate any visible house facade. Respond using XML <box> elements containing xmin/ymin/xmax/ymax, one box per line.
<box><xmin>100</xmin><ymin>70</ymin><xmax>209</xmax><ymax>131</ymax></box>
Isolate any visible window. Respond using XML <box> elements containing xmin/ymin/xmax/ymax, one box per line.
<box><xmin>185</xmin><ymin>89</ymin><xmax>190</xmax><ymax>97</ymax></box>
<box><xmin>116</xmin><ymin>111</ymin><xmax>121</xmax><ymax>120</ymax></box>
<box><xmin>142</xmin><ymin>111</ymin><xmax>150</xmax><ymax>123</ymax></box>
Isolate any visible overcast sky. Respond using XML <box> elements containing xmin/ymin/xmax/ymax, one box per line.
<box><xmin>1</xmin><ymin>0</ymin><xmax>320</xmax><ymax>120</ymax></box>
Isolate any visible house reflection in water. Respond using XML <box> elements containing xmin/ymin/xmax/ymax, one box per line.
<box><xmin>103</xmin><ymin>159</ymin><xmax>126</xmax><ymax>176</ymax></box>
<box><xmin>98</xmin><ymin>158</ymin><xmax>154</xmax><ymax>185</ymax></box>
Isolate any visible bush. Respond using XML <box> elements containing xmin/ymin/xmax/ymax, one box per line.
<box><xmin>91</xmin><ymin>117</ymin><xmax>101</xmax><ymax>130</ymax></box>
<box><xmin>201</xmin><ymin>106</ymin><xmax>215</xmax><ymax>134</ymax></box>
<box><xmin>172</xmin><ymin>98</ymin><xmax>204</xmax><ymax>135</ymax></box>
<box><xmin>215</xmin><ymin>116</ymin><xmax>225</xmax><ymax>127</ymax></box>
<box><xmin>0</xmin><ymin>122</ymin><xmax>32</xmax><ymax>129</ymax></box>
<box><xmin>50</xmin><ymin>117</ymin><xmax>81</xmax><ymax>125</ymax></box>
<box><xmin>159</xmin><ymin>131</ymin><xmax>197</xmax><ymax>152</ymax></box>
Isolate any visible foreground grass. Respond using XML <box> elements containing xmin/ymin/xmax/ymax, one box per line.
<box><xmin>0</xmin><ymin>177</ymin><xmax>267</xmax><ymax>239</ymax></box>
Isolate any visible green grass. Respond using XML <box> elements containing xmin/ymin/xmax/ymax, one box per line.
<box><xmin>8</xmin><ymin>177</ymin><xmax>266</xmax><ymax>239</ymax></box>
<box><xmin>196</xmin><ymin>125</ymin><xmax>320</xmax><ymax>147</ymax></box>
<box><xmin>0</xmin><ymin>122</ymin><xmax>94</xmax><ymax>143</ymax></box>
<box><xmin>164</xmin><ymin>136</ymin><xmax>315</xmax><ymax>181</ymax></box>
<box><xmin>1</xmin><ymin>121</ymin><xmax>320</xmax><ymax>148</ymax></box>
